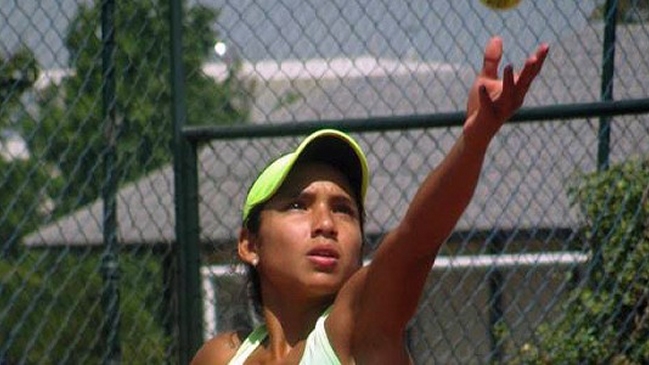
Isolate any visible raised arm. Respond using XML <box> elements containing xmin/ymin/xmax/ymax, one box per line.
<box><xmin>399</xmin><ymin>37</ymin><xmax>549</xmax><ymax>255</ymax></box>
<box><xmin>337</xmin><ymin>37</ymin><xmax>549</xmax><ymax>361</ymax></box>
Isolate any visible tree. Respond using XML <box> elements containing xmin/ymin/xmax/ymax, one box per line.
<box><xmin>1</xmin><ymin>1</ymin><xmax>252</xmax><ymax>362</ymax></box>
<box><xmin>0</xmin><ymin>250</ymin><xmax>169</xmax><ymax>364</ymax></box>
<box><xmin>22</xmin><ymin>0</ymin><xmax>250</xmax><ymax>217</ymax></box>
<box><xmin>508</xmin><ymin>159</ymin><xmax>649</xmax><ymax>364</ymax></box>
<box><xmin>0</xmin><ymin>48</ymin><xmax>53</xmax><ymax>254</ymax></box>
<box><xmin>0</xmin><ymin>48</ymin><xmax>38</xmax><ymax>105</ymax></box>
<box><xmin>591</xmin><ymin>0</ymin><xmax>649</xmax><ymax>23</ymax></box>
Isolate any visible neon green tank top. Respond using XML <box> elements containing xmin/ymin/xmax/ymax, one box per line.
<box><xmin>227</xmin><ymin>308</ymin><xmax>341</xmax><ymax>365</ymax></box>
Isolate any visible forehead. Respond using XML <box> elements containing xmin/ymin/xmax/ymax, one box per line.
<box><xmin>273</xmin><ymin>161</ymin><xmax>355</xmax><ymax>198</ymax></box>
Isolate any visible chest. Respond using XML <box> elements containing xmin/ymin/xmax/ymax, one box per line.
<box><xmin>242</xmin><ymin>341</ymin><xmax>307</xmax><ymax>364</ymax></box>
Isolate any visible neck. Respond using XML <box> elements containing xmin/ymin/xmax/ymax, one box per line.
<box><xmin>260</xmin><ymin>294</ymin><xmax>332</xmax><ymax>355</ymax></box>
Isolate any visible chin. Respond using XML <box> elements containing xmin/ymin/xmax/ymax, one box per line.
<box><xmin>307</xmin><ymin>275</ymin><xmax>345</xmax><ymax>295</ymax></box>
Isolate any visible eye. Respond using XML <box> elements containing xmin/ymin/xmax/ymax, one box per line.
<box><xmin>287</xmin><ymin>200</ymin><xmax>306</xmax><ymax>211</ymax></box>
<box><xmin>333</xmin><ymin>202</ymin><xmax>358</xmax><ymax>218</ymax></box>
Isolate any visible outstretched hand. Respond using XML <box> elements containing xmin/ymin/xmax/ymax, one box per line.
<box><xmin>464</xmin><ymin>36</ymin><xmax>549</xmax><ymax>146</ymax></box>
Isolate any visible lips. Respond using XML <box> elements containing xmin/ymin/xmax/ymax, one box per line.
<box><xmin>307</xmin><ymin>246</ymin><xmax>339</xmax><ymax>259</ymax></box>
<box><xmin>307</xmin><ymin>246</ymin><xmax>340</xmax><ymax>269</ymax></box>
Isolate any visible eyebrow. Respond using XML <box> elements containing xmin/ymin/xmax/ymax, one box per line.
<box><xmin>328</xmin><ymin>193</ymin><xmax>356</xmax><ymax>205</ymax></box>
<box><xmin>275</xmin><ymin>188</ymin><xmax>355</xmax><ymax>204</ymax></box>
<box><xmin>272</xmin><ymin>187</ymin><xmax>304</xmax><ymax>200</ymax></box>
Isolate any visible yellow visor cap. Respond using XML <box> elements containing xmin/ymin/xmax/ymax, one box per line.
<box><xmin>242</xmin><ymin>129</ymin><xmax>369</xmax><ymax>223</ymax></box>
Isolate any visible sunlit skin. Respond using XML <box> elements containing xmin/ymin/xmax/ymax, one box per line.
<box><xmin>235</xmin><ymin>163</ymin><xmax>363</xmax><ymax>362</ymax></box>
<box><xmin>252</xmin><ymin>162</ymin><xmax>363</xmax><ymax>312</ymax></box>
<box><xmin>190</xmin><ymin>36</ymin><xmax>549</xmax><ymax>365</ymax></box>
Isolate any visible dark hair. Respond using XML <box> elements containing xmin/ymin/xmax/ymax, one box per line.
<box><xmin>242</xmin><ymin>204</ymin><xmax>264</xmax><ymax>318</ymax></box>
<box><xmin>242</xmin><ymin>188</ymin><xmax>366</xmax><ymax>318</ymax></box>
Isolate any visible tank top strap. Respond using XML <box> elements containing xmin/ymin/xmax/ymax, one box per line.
<box><xmin>227</xmin><ymin>325</ymin><xmax>268</xmax><ymax>365</ymax></box>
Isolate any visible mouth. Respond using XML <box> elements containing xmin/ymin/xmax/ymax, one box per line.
<box><xmin>307</xmin><ymin>247</ymin><xmax>339</xmax><ymax>259</ymax></box>
<box><xmin>307</xmin><ymin>247</ymin><xmax>340</xmax><ymax>269</ymax></box>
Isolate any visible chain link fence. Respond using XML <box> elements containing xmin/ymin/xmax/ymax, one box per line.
<box><xmin>1</xmin><ymin>0</ymin><xmax>649</xmax><ymax>364</ymax></box>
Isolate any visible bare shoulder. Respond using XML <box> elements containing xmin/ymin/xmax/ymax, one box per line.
<box><xmin>190</xmin><ymin>331</ymin><xmax>243</xmax><ymax>365</ymax></box>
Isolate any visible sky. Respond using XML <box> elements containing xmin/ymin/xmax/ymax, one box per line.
<box><xmin>0</xmin><ymin>0</ymin><xmax>596</xmax><ymax>70</ymax></box>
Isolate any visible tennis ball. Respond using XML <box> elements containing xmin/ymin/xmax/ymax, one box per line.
<box><xmin>480</xmin><ymin>0</ymin><xmax>521</xmax><ymax>10</ymax></box>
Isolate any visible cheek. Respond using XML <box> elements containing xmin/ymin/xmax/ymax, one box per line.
<box><xmin>257</xmin><ymin>218</ymin><xmax>310</xmax><ymax>255</ymax></box>
<box><xmin>342</xmin><ymin>224</ymin><xmax>364</xmax><ymax>261</ymax></box>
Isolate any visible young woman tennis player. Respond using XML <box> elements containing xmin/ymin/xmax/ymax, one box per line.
<box><xmin>191</xmin><ymin>36</ymin><xmax>549</xmax><ymax>365</ymax></box>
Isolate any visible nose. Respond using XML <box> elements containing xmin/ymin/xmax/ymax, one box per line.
<box><xmin>312</xmin><ymin>203</ymin><xmax>336</xmax><ymax>238</ymax></box>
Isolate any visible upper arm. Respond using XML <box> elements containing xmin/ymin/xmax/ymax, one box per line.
<box><xmin>190</xmin><ymin>331</ymin><xmax>241</xmax><ymax>365</ymax></box>
<box><xmin>349</xmin><ymin>136</ymin><xmax>488</xmax><ymax>332</ymax></box>
<box><xmin>326</xmin><ymin>232</ymin><xmax>432</xmax><ymax>358</ymax></box>
<box><xmin>323</xmin><ymin>211</ymin><xmax>456</xmax><ymax>365</ymax></box>
<box><xmin>328</xmin><ymin>146</ymin><xmax>480</xmax><ymax>353</ymax></box>
<box><xmin>355</xmin><ymin>228</ymin><xmax>436</xmax><ymax>330</ymax></box>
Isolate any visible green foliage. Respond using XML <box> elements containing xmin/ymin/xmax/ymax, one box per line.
<box><xmin>0</xmin><ymin>48</ymin><xmax>39</xmax><ymax>124</ymax></box>
<box><xmin>591</xmin><ymin>0</ymin><xmax>649</xmax><ymax>23</ymax></box>
<box><xmin>0</xmin><ymin>158</ymin><xmax>57</xmax><ymax>253</ymax></box>
<box><xmin>22</xmin><ymin>0</ymin><xmax>250</xmax><ymax>216</ymax></box>
<box><xmin>0</xmin><ymin>48</ymin><xmax>52</xmax><ymax>252</ymax></box>
<box><xmin>508</xmin><ymin>159</ymin><xmax>649</xmax><ymax>364</ymax></box>
<box><xmin>1</xmin><ymin>1</ymin><xmax>252</xmax><ymax>362</ymax></box>
<box><xmin>0</xmin><ymin>250</ymin><xmax>169</xmax><ymax>363</ymax></box>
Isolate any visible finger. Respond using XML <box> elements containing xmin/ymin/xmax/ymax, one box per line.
<box><xmin>535</xmin><ymin>43</ymin><xmax>550</xmax><ymax>66</ymax></box>
<box><xmin>526</xmin><ymin>43</ymin><xmax>549</xmax><ymax>79</ymax></box>
<box><xmin>516</xmin><ymin>43</ymin><xmax>549</xmax><ymax>91</ymax></box>
<box><xmin>481</xmin><ymin>36</ymin><xmax>503</xmax><ymax>79</ymax></box>
<box><xmin>478</xmin><ymin>84</ymin><xmax>493</xmax><ymax>113</ymax></box>
<box><xmin>502</xmin><ymin>64</ymin><xmax>515</xmax><ymax>100</ymax></box>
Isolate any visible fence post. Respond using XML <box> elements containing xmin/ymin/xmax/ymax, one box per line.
<box><xmin>487</xmin><ymin>232</ymin><xmax>505</xmax><ymax>363</ymax></box>
<box><xmin>100</xmin><ymin>0</ymin><xmax>121</xmax><ymax>363</ymax></box>
<box><xmin>170</xmin><ymin>0</ymin><xmax>204</xmax><ymax>363</ymax></box>
<box><xmin>598</xmin><ymin>0</ymin><xmax>618</xmax><ymax>171</ymax></box>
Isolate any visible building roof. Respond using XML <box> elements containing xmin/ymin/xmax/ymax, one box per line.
<box><xmin>23</xmin><ymin>25</ymin><xmax>649</xmax><ymax>247</ymax></box>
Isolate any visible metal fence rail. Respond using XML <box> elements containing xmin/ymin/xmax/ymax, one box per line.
<box><xmin>1</xmin><ymin>0</ymin><xmax>648</xmax><ymax>364</ymax></box>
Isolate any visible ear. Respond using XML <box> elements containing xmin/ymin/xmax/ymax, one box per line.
<box><xmin>238</xmin><ymin>227</ymin><xmax>258</xmax><ymax>266</ymax></box>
